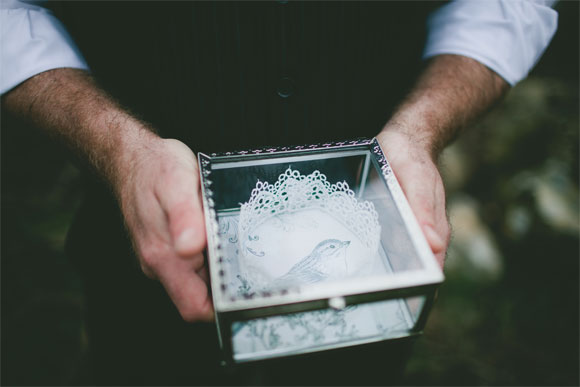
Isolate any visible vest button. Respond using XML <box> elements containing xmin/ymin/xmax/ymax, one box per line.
<box><xmin>276</xmin><ymin>77</ymin><xmax>295</xmax><ymax>98</ymax></box>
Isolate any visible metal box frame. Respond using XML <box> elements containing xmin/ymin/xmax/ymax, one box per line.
<box><xmin>198</xmin><ymin>138</ymin><xmax>444</xmax><ymax>364</ymax></box>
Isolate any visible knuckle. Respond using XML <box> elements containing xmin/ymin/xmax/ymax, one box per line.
<box><xmin>138</xmin><ymin>242</ymin><xmax>166</xmax><ymax>272</ymax></box>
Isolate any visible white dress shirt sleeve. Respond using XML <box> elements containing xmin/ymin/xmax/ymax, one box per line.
<box><xmin>423</xmin><ymin>0</ymin><xmax>558</xmax><ymax>86</ymax></box>
<box><xmin>0</xmin><ymin>0</ymin><xmax>89</xmax><ymax>94</ymax></box>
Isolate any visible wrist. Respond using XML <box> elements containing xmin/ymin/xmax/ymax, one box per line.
<box><xmin>378</xmin><ymin>120</ymin><xmax>440</xmax><ymax>162</ymax></box>
<box><xmin>379</xmin><ymin>55</ymin><xmax>509</xmax><ymax>162</ymax></box>
<box><xmin>104</xmin><ymin>117</ymin><xmax>161</xmax><ymax>199</ymax></box>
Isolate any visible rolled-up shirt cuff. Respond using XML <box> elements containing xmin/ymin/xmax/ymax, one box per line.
<box><xmin>0</xmin><ymin>0</ymin><xmax>89</xmax><ymax>94</ymax></box>
<box><xmin>423</xmin><ymin>0</ymin><xmax>558</xmax><ymax>86</ymax></box>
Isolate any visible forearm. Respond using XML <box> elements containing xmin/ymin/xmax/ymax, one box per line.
<box><xmin>2</xmin><ymin>68</ymin><xmax>158</xmax><ymax>193</ymax></box>
<box><xmin>381</xmin><ymin>54</ymin><xmax>509</xmax><ymax>158</ymax></box>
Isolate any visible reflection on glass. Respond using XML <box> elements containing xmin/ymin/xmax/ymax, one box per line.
<box><xmin>231</xmin><ymin>298</ymin><xmax>415</xmax><ymax>361</ymax></box>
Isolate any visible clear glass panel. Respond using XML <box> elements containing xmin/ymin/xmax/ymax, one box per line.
<box><xmin>230</xmin><ymin>296</ymin><xmax>420</xmax><ymax>362</ymax></box>
<box><xmin>360</xmin><ymin>164</ymin><xmax>424</xmax><ymax>272</ymax></box>
<box><xmin>209</xmin><ymin>150</ymin><xmax>425</xmax><ymax>300</ymax></box>
<box><xmin>210</xmin><ymin>152</ymin><xmax>367</xmax><ymax>211</ymax></box>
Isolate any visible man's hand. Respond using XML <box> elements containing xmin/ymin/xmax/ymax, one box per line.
<box><xmin>116</xmin><ymin>137</ymin><xmax>214</xmax><ymax>322</ymax></box>
<box><xmin>377</xmin><ymin>55</ymin><xmax>509</xmax><ymax>267</ymax></box>
<box><xmin>377</xmin><ymin>130</ymin><xmax>449</xmax><ymax>268</ymax></box>
<box><xmin>2</xmin><ymin>68</ymin><xmax>214</xmax><ymax>322</ymax></box>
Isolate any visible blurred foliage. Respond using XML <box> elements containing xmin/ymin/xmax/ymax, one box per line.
<box><xmin>405</xmin><ymin>75</ymin><xmax>579</xmax><ymax>386</ymax></box>
<box><xmin>1</xmin><ymin>1</ymin><xmax>578</xmax><ymax>386</ymax></box>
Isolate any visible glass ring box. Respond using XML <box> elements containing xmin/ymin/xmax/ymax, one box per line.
<box><xmin>198</xmin><ymin>138</ymin><xmax>444</xmax><ymax>364</ymax></box>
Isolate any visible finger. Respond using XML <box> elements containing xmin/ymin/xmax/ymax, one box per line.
<box><xmin>422</xmin><ymin>224</ymin><xmax>447</xmax><ymax>268</ymax></box>
<box><xmin>156</xmin><ymin>173</ymin><xmax>206</xmax><ymax>256</ymax></box>
<box><xmin>422</xmin><ymin>224</ymin><xmax>445</xmax><ymax>252</ymax></box>
<box><xmin>158</xmin><ymin>256</ymin><xmax>215</xmax><ymax>322</ymax></box>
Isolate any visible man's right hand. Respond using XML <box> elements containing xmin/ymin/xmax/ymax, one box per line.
<box><xmin>115</xmin><ymin>137</ymin><xmax>214</xmax><ymax>322</ymax></box>
<box><xmin>3</xmin><ymin>68</ymin><xmax>214</xmax><ymax>322</ymax></box>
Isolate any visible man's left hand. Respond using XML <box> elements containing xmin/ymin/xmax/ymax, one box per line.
<box><xmin>377</xmin><ymin>129</ymin><xmax>449</xmax><ymax>268</ymax></box>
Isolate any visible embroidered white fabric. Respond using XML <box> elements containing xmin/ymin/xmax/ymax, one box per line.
<box><xmin>237</xmin><ymin>168</ymin><xmax>382</xmax><ymax>291</ymax></box>
<box><xmin>217</xmin><ymin>212</ymin><xmax>411</xmax><ymax>360</ymax></box>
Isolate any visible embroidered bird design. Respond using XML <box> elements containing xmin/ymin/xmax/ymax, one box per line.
<box><xmin>272</xmin><ymin>239</ymin><xmax>351</xmax><ymax>289</ymax></box>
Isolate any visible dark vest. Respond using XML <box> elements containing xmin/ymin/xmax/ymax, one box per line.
<box><xmin>55</xmin><ymin>1</ymin><xmax>439</xmax><ymax>153</ymax></box>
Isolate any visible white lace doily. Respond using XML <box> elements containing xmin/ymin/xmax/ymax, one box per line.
<box><xmin>237</xmin><ymin>168</ymin><xmax>382</xmax><ymax>290</ymax></box>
